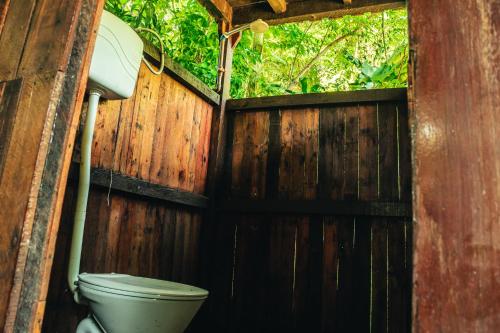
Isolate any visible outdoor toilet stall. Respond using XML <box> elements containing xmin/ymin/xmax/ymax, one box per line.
<box><xmin>0</xmin><ymin>0</ymin><xmax>498</xmax><ymax>333</ymax></box>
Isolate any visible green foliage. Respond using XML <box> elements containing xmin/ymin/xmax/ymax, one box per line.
<box><xmin>105</xmin><ymin>0</ymin><xmax>219</xmax><ymax>87</ymax></box>
<box><xmin>105</xmin><ymin>0</ymin><xmax>408</xmax><ymax>98</ymax></box>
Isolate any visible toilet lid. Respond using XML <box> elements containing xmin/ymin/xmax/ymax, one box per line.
<box><xmin>78</xmin><ymin>273</ymin><xmax>208</xmax><ymax>299</ymax></box>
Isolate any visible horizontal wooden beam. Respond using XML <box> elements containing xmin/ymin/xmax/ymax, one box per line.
<box><xmin>267</xmin><ymin>0</ymin><xmax>287</xmax><ymax>14</ymax></box>
<box><xmin>218</xmin><ymin>199</ymin><xmax>412</xmax><ymax>217</ymax></box>
<box><xmin>227</xmin><ymin>88</ymin><xmax>407</xmax><ymax>111</ymax></box>
<box><xmin>233</xmin><ymin>0</ymin><xmax>405</xmax><ymax>26</ymax></box>
<box><xmin>70</xmin><ymin>165</ymin><xmax>209</xmax><ymax>209</ymax></box>
<box><xmin>197</xmin><ymin>0</ymin><xmax>233</xmax><ymax>23</ymax></box>
<box><xmin>142</xmin><ymin>39</ymin><xmax>220</xmax><ymax>106</ymax></box>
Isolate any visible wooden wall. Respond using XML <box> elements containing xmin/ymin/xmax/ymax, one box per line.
<box><xmin>209</xmin><ymin>90</ymin><xmax>412</xmax><ymax>332</ymax></box>
<box><xmin>409</xmin><ymin>0</ymin><xmax>500</xmax><ymax>331</ymax></box>
<box><xmin>42</xmin><ymin>62</ymin><xmax>215</xmax><ymax>332</ymax></box>
<box><xmin>0</xmin><ymin>0</ymin><xmax>104</xmax><ymax>331</ymax></box>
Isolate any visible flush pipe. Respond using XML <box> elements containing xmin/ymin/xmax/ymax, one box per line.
<box><xmin>68</xmin><ymin>89</ymin><xmax>102</xmax><ymax>300</ymax></box>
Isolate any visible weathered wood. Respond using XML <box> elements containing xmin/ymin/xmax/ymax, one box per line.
<box><xmin>0</xmin><ymin>0</ymin><xmax>37</xmax><ymax>80</ymax></box>
<box><xmin>0</xmin><ymin>0</ymin><xmax>104</xmax><ymax>331</ymax></box>
<box><xmin>45</xmin><ymin>43</ymin><xmax>214</xmax><ymax>330</ymax></box>
<box><xmin>212</xmin><ymin>99</ymin><xmax>412</xmax><ymax>332</ymax></box>
<box><xmin>143</xmin><ymin>39</ymin><xmax>220</xmax><ymax>106</ymax></box>
<box><xmin>318</xmin><ymin>107</ymin><xmax>340</xmax><ymax>332</ymax></box>
<box><xmin>202</xmin><ymin>20</ymin><xmax>236</xmax><ymax>305</ymax></box>
<box><xmin>227</xmin><ymin>88</ymin><xmax>407</xmax><ymax>111</ymax></box>
<box><xmin>69</xmin><ymin>165</ymin><xmax>209</xmax><ymax>209</ymax></box>
<box><xmin>0</xmin><ymin>74</ymin><xmax>59</xmax><ymax>331</ymax></box>
<box><xmin>410</xmin><ymin>1</ymin><xmax>499</xmax><ymax>332</ymax></box>
<box><xmin>266</xmin><ymin>0</ymin><xmax>286</xmax><ymax>14</ymax></box>
<box><xmin>43</xmin><ymin>184</ymin><xmax>205</xmax><ymax>332</ymax></box>
<box><xmin>218</xmin><ymin>199</ymin><xmax>411</xmax><ymax>217</ymax></box>
<box><xmin>232</xmin><ymin>0</ymin><xmax>405</xmax><ymax>25</ymax></box>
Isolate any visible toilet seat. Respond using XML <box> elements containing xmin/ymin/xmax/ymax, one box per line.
<box><xmin>78</xmin><ymin>273</ymin><xmax>208</xmax><ymax>300</ymax></box>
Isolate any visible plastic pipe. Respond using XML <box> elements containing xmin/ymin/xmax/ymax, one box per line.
<box><xmin>68</xmin><ymin>89</ymin><xmax>102</xmax><ymax>296</ymax></box>
<box><xmin>135</xmin><ymin>27</ymin><xmax>164</xmax><ymax>75</ymax></box>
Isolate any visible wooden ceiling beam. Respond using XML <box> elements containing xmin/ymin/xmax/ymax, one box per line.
<box><xmin>266</xmin><ymin>0</ymin><xmax>287</xmax><ymax>14</ymax></box>
<box><xmin>197</xmin><ymin>0</ymin><xmax>233</xmax><ymax>24</ymax></box>
<box><xmin>232</xmin><ymin>0</ymin><xmax>405</xmax><ymax>26</ymax></box>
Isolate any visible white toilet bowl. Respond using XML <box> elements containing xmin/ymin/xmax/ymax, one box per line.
<box><xmin>76</xmin><ymin>273</ymin><xmax>208</xmax><ymax>333</ymax></box>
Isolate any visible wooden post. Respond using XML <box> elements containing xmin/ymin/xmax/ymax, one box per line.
<box><xmin>200</xmin><ymin>19</ymin><xmax>237</xmax><ymax>319</ymax></box>
<box><xmin>0</xmin><ymin>0</ymin><xmax>105</xmax><ymax>331</ymax></box>
<box><xmin>410</xmin><ymin>0</ymin><xmax>500</xmax><ymax>332</ymax></box>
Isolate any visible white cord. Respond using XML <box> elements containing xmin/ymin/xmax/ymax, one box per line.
<box><xmin>135</xmin><ymin>27</ymin><xmax>165</xmax><ymax>75</ymax></box>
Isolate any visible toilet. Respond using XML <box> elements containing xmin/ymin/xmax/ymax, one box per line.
<box><xmin>76</xmin><ymin>273</ymin><xmax>208</xmax><ymax>333</ymax></box>
<box><xmin>69</xmin><ymin>11</ymin><xmax>208</xmax><ymax>332</ymax></box>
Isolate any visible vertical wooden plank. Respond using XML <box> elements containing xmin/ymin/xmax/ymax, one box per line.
<box><xmin>230</xmin><ymin>112</ymin><xmax>245</xmax><ymax>196</ymax></box>
<box><xmin>125</xmin><ymin>64</ymin><xmax>151</xmax><ymax>178</ymax></box>
<box><xmin>171</xmin><ymin>209</ymin><xmax>187</xmax><ymax>282</ymax></box>
<box><xmin>411</xmin><ymin>1</ymin><xmax>499</xmax><ymax>331</ymax></box>
<box><xmin>238</xmin><ymin>113</ymin><xmax>256</xmax><ymax>197</ymax></box>
<box><xmin>294</xmin><ymin>108</ymin><xmax>319</xmax><ymax>331</ymax></box>
<box><xmin>115</xmin><ymin>199</ymin><xmax>132</xmax><ymax>274</ymax></box>
<box><xmin>0</xmin><ymin>0</ymin><xmax>37</xmax><ymax>80</ymax></box>
<box><xmin>354</xmin><ymin>104</ymin><xmax>378</xmax><ymax>332</ymax></box>
<box><xmin>18</xmin><ymin>0</ymin><xmax>82</xmax><ymax>76</ymax></box>
<box><xmin>0</xmin><ymin>0</ymin><xmax>12</xmax><ymax>34</ymax></box>
<box><xmin>0</xmin><ymin>79</ymin><xmax>22</xmax><ymax>176</ymax></box>
<box><xmin>177</xmin><ymin>92</ymin><xmax>196</xmax><ymax>191</ymax></box>
<box><xmin>208</xmin><ymin>214</ymin><xmax>236</xmax><ymax>331</ymax></box>
<box><xmin>265</xmin><ymin>110</ymin><xmax>281</xmax><ymax>199</ymax></box>
<box><xmin>138</xmin><ymin>64</ymin><xmax>161</xmax><ymax>181</ymax></box>
<box><xmin>159</xmin><ymin>206</ymin><xmax>176</xmax><ymax>281</ymax></box>
<box><xmin>94</xmin><ymin>100</ymin><xmax>122</xmax><ymax>169</ymax></box>
<box><xmin>336</xmin><ymin>106</ymin><xmax>358</xmax><ymax>332</ymax></box>
<box><xmin>267</xmin><ymin>218</ymin><xmax>296</xmax><ymax>331</ymax></box>
<box><xmin>319</xmin><ymin>107</ymin><xmax>339</xmax><ymax>332</ymax></box>
<box><xmin>186</xmin><ymin>97</ymin><xmax>203</xmax><ymax>193</ymax></box>
<box><xmin>149</xmin><ymin>74</ymin><xmax>174</xmax><ymax>184</ymax></box>
<box><xmin>266</xmin><ymin>109</ymin><xmax>298</xmax><ymax>331</ymax></box>
<box><xmin>232</xmin><ymin>216</ymin><xmax>269</xmax><ymax>332</ymax></box>
<box><xmin>113</xmin><ymin>87</ymin><xmax>137</xmax><ymax>174</ymax></box>
<box><xmin>141</xmin><ymin>202</ymin><xmax>160</xmax><ymax>278</ymax></box>
<box><xmin>231</xmin><ymin>111</ymin><xmax>270</xmax><ymax>332</ymax></box>
<box><xmin>166</xmin><ymin>81</ymin><xmax>187</xmax><ymax>189</ymax></box>
<box><xmin>249</xmin><ymin>112</ymin><xmax>270</xmax><ymax>199</ymax></box>
<box><xmin>372</xmin><ymin>102</ymin><xmax>398</xmax><ymax>333</ymax></box>
<box><xmin>397</xmin><ymin>102</ymin><xmax>412</xmax><ymax>333</ymax></box>
<box><xmin>18</xmin><ymin>1</ymin><xmax>105</xmax><ymax>329</ymax></box>
<box><xmin>0</xmin><ymin>74</ymin><xmax>58</xmax><ymax>330</ymax></box>
<box><xmin>104</xmin><ymin>195</ymin><xmax>125</xmax><ymax>272</ymax></box>
<box><xmin>279</xmin><ymin>110</ymin><xmax>294</xmax><ymax>197</ymax></box>
<box><xmin>194</xmin><ymin>102</ymin><xmax>213</xmax><ymax>194</ymax></box>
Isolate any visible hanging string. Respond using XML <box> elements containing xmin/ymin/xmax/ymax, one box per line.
<box><xmin>107</xmin><ymin>169</ymin><xmax>113</xmax><ymax>206</ymax></box>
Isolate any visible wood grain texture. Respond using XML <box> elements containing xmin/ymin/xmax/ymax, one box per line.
<box><xmin>0</xmin><ymin>0</ymin><xmax>104</xmax><ymax>330</ymax></box>
<box><xmin>43</xmin><ymin>185</ymin><xmax>205</xmax><ymax>332</ymax></box>
<box><xmin>232</xmin><ymin>0</ymin><xmax>405</xmax><ymax>25</ymax></box>
<box><xmin>0</xmin><ymin>74</ymin><xmax>59</xmax><ymax>331</ymax></box>
<box><xmin>6</xmin><ymin>1</ymin><xmax>105</xmax><ymax>331</ymax></box>
<box><xmin>213</xmin><ymin>95</ymin><xmax>411</xmax><ymax>332</ymax></box>
<box><xmin>227</xmin><ymin>88</ymin><xmax>407</xmax><ymax>111</ymax></box>
<box><xmin>410</xmin><ymin>0</ymin><xmax>499</xmax><ymax>332</ymax></box>
<box><xmin>43</xmin><ymin>39</ymin><xmax>214</xmax><ymax>332</ymax></box>
<box><xmin>89</xmin><ymin>64</ymin><xmax>214</xmax><ymax>194</ymax></box>
<box><xmin>143</xmin><ymin>39</ymin><xmax>220</xmax><ymax>106</ymax></box>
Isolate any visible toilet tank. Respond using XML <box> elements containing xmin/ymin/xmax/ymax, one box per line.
<box><xmin>87</xmin><ymin>10</ymin><xmax>144</xmax><ymax>100</ymax></box>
